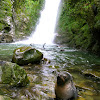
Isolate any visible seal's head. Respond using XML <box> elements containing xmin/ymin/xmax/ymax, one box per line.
<box><xmin>57</xmin><ymin>72</ymin><xmax>72</xmax><ymax>86</ymax></box>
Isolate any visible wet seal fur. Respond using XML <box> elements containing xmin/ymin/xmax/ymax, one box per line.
<box><xmin>55</xmin><ymin>72</ymin><xmax>78</xmax><ymax>100</ymax></box>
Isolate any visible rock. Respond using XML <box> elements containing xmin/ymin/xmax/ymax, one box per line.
<box><xmin>0</xmin><ymin>95</ymin><xmax>12</xmax><ymax>100</ymax></box>
<box><xmin>0</xmin><ymin>34</ymin><xmax>13</xmax><ymax>43</ymax></box>
<box><xmin>12</xmin><ymin>46</ymin><xmax>43</xmax><ymax>65</ymax></box>
<box><xmin>0</xmin><ymin>34</ymin><xmax>2</xmax><ymax>43</ymax></box>
<box><xmin>4</xmin><ymin>26</ymin><xmax>11</xmax><ymax>33</ymax></box>
<box><xmin>0</xmin><ymin>61</ymin><xmax>29</xmax><ymax>87</ymax></box>
<box><xmin>82</xmin><ymin>70</ymin><xmax>100</xmax><ymax>80</ymax></box>
<box><xmin>42</xmin><ymin>58</ymin><xmax>51</xmax><ymax>64</ymax></box>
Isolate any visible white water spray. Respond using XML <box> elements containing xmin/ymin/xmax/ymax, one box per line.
<box><xmin>16</xmin><ymin>0</ymin><xmax>61</xmax><ymax>44</ymax></box>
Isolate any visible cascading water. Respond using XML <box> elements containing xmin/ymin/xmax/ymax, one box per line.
<box><xmin>16</xmin><ymin>0</ymin><xmax>61</xmax><ymax>44</ymax></box>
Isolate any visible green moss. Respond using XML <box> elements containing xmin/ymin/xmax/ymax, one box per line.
<box><xmin>1</xmin><ymin>65</ymin><xmax>12</xmax><ymax>84</ymax></box>
<box><xmin>0</xmin><ymin>0</ymin><xmax>44</xmax><ymax>39</ymax></box>
<box><xmin>0</xmin><ymin>0</ymin><xmax>12</xmax><ymax>32</ymax></box>
<box><xmin>13</xmin><ymin>46</ymin><xmax>32</xmax><ymax>53</ymax></box>
<box><xmin>0</xmin><ymin>95</ymin><xmax>12</xmax><ymax>100</ymax></box>
<box><xmin>0</xmin><ymin>23</ymin><xmax>3</xmax><ymax>30</ymax></box>
<box><xmin>14</xmin><ymin>0</ymin><xmax>44</xmax><ymax>38</ymax></box>
<box><xmin>12</xmin><ymin>46</ymin><xmax>43</xmax><ymax>65</ymax></box>
<box><xmin>0</xmin><ymin>62</ymin><xmax>29</xmax><ymax>87</ymax></box>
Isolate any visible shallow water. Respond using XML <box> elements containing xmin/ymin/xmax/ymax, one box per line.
<box><xmin>0</xmin><ymin>43</ymin><xmax>100</xmax><ymax>100</ymax></box>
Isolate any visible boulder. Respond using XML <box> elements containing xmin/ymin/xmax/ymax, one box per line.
<box><xmin>0</xmin><ymin>34</ymin><xmax>13</xmax><ymax>43</ymax></box>
<box><xmin>0</xmin><ymin>61</ymin><xmax>29</xmax><ymax>87</ymax></box>
<box><xmin>12</xmin><ymin>46</ymin><xmax>43</xmax><ymax>65</ymax></box>
<box><xmin>0</xmin><ymin>95</ymin><xmax>12</xmax><ymax>100</ymax></box>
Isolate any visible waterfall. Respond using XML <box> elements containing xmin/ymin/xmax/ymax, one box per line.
<box><xmin>16</xmin><ymin>0</ymin><xmax>61</xmax><ymax>44</ymax></box>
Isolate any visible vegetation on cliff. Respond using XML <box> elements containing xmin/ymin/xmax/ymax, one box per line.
<box><xmin>56</xmin><ymin>0</ymin><xmax>100</xmax><ymax>55</ymax></box>
<box><xmin>0</xmin><ymin>0</ymin><xmax>44</xmax><ymax>41</ymax></box>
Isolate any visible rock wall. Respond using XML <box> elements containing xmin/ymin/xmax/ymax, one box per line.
<box><xmin>55</xmin><ymin>0</ymin><xmax>100</xmax><ymax>55</ymax></box>
<box><xmin>0</xmin><ymin>0</ymin><xmax>44</xmax><ymax>42</ymax></box>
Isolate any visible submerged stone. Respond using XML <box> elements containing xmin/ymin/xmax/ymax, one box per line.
<box><xmin>12</xmin><ymin>46</ymin><xmax>43</xmax><ymax>65</ymax></box>
<box><xmin>82</xmin><ymin>70</ymin><xmax>100</xmax><ymax>80</ymax></box>
<box><xmin>0</xmin><ymin>61</ymin><xmax>29</xmax><ymax>87</ymax></box>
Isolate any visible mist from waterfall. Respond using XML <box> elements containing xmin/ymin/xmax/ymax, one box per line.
<box><xmin>16</xmin><ymin>0</ymin><xmax>61</xmax><ymax>44</ymax></box>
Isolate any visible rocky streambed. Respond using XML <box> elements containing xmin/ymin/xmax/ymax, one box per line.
<box><xmin>0</xmin><ymin>43</ymin><xmax>100</xmax><ymax>100</ymax></box>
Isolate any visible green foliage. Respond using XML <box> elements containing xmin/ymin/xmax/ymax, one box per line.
<box><xmin>13</xmin><ymin>0</ymin><xmax>44</xmax><ymax>36</ymax></box>
<box><xmin>57</xmin><ymin>0</ymin><xmax>100</xmax><ymax>53</ymax></box>
<box><xmin>0</xmin><ymin>0</ymin><xmax>44</xmax><ymax>38</ymax></box>
<box><xmin>0</xmin><ymin>23</ymin><xmax>3</xmax><ymax>30</ymax></box>
<box><xmin>94</xmin><ymin>14</ymin><xmax>100</xmax><ymax>29</ymax></box>
<box><xmin>0</xmin><ymin>0</ymin><xmax>12</xmax><ymax>16</ymax></box>
<box><xmin>0</xmin><ymin>0</ymin><xmax>12</xmax><ymax>31</ymax></box>
<box><xmin>13</xmin><ymin>0</ymin><xmax>25</xmax><ymax>10</ymax></box>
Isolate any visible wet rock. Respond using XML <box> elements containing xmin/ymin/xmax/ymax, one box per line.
<box><xmin>4</xmin><ymin>26</ymin><xmax>11</xmax><ymax>33</ymax></box>
<box><xmin>0</xmin><ymin>95</ymin><xmax>12</xmax><ymax>100</ymax></box>
<box><xmin>42</xmin><ymin>58</ymin><xmax>51</xmax><ymax>64</ymax></box>
<box><xmin>0</xmin><ymin>34</ymin><xmax>13</xmax><ymax>43</ymax></box>
<box><xmin>12</xmin><ymin>46</ymin><xmax>43</xmax><ymax>65</ymax></box>
<box><xmin>0</xmin><ymin>61</ymin><xmax>29</xmax><ymax>87</ymax></box>
<box><xmin>60</xmin><ymin>49</ymin><xmax>65</xmax><ymax>51</ymax></box>
<box><xmin>77</xmin><ymin>96</ymin><xmax>85</xmax><ymax>100</ymax></box>
<box><xmin>82</xmin><ymin>70</ymin><xmax>100</xmax><ymax>80</ymax></box>
<box><xmin>0</xmin><ymin>34</ymin><xmax>2</xmax><ymax>42</ymax></box>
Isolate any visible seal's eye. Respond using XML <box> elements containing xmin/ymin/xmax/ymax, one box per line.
<box><xmin>63</xmin><ymin>75</ymin><xmax>71</xmax><ymax>82</ymax></box>
<box><xmin>63</xmin><ymin>76</ymin><xmax>66</xmax><ymax>79</ymax></box>
<box><xmin>63</xmin><ymin>76</ymin><xmax>68</xmax><ymax>81</ymax></box>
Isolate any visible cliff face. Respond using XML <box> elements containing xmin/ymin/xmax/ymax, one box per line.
<box><xmin>56</xmin><ymin>0</ymin><xmax>100</xmax><ymax>55</ymax></box>
<box><xmin>0</xmin><ymin>0</ymin><xmax>44</xmax><ymax>42</ymax></box>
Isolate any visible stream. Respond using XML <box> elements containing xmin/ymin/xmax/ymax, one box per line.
<box><xmin>0</xmin><ymin>43</ymin><xmax>100</xmax><ymax>100</ymax></box>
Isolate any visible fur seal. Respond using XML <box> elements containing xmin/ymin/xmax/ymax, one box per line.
<box><xmin>55</xmin><ymin>72</ymin><xmax>77</xmax><ymax>100</ymax></box>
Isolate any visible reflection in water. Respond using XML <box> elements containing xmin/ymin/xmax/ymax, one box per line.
<box><xmin>0</xmin><ymin>43</ymin><xmax>100</xmax><ymax>100</ymax></box>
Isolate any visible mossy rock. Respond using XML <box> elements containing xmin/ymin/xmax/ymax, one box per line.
<box><xmin>12</xmin><ymin>46</ymin><xmax>43</xmax><ymax>65</ymax></box>
<box><xmin>0</xmin><ymin>61</ymin><xmax>29</xmax><ymax>87</ymax></box>
<box><xmin>0</xmin><ymin>95</ymin><xmax>12</xmax><ymax>100</ymax></box>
